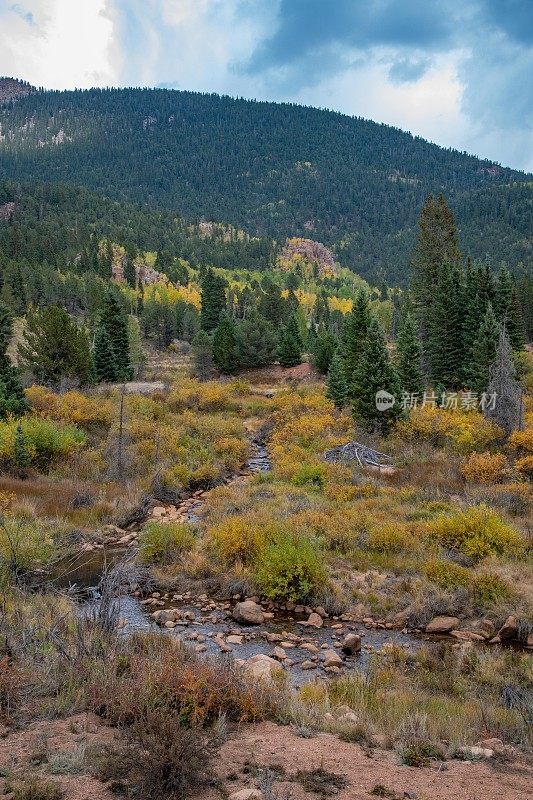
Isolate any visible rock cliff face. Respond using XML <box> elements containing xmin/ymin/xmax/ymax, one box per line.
<box><xmin>0</xmin><ymin>77</ymin><xmax>35</xmax><ymax>104</ymax></box>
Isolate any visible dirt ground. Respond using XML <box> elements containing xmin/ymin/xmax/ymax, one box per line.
<box><xmin>213</xmin><ymin>722</ymin><xmax>533</xmax><ymax>800</ymax></box>
<box><xmin>1</xmin><ymin>717</ymin><xmax>531</xmax><ymax>800</ymax></box>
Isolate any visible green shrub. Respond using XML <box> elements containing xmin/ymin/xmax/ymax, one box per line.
<box><xmin>139</xmin><ymin>521</ymin><xmax>195</xmax><ymax>564</ymax></box>
<box><xmin>424</xmin><ymin>558</ymin><xmax>472</xmax><ymax>590</ymax></box>
<box><xmin>0</xmin><ymin>516</ymin><xmax>57</xmax><ymax>577</ymax></box>
<box><xmin>291</xmin><ymin>462</ymin><xmax>326</xmax><ymax>489</ymax></box>
<box><xmin>254</xmin><ymin>533</ymin><xmax>327</xmax><ymax>602</ymax></box>
<box><xmin>11</xmin><ymin>778</ymin><xmax>64</xmax><ymax>800</ymax></box>
<box><xmin>0</xmin><ymin>417</ymin><xmax>85</xmax><ymax>473</ymax></box>
<box><xmin>473</xmin><ymin>573</ymin><xmax>513</xmax><ymax>606</ymax></box>
<box><xmin>427</xmin><ymin>505</ymin><xmax>524</xmax><ymax>561</ymax></box>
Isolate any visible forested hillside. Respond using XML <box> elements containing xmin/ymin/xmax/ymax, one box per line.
<box><xmin>0</xmin><ymin>84</ymin><xmax>531</xmax><ymax>283</ymax></box>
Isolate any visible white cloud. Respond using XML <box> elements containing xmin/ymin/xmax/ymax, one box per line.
<box><xmin>0</xmin><ymin>0</ymin><xmax>116</xmax><ymax>88</ymax></box>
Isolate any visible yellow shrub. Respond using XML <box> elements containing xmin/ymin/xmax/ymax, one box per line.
<box><xmin>139</xmin><ymin>521</ymin><xmax>195</xmax><ymax>564</ymax></box>
<box><xmin>213</xmin><ymin>436</ymin><xmax>248</xmax><ymax>470</ymax></box>
<box><xmin>461</xmin><ymin>452</ymin><xmax>508</xmax><ymax>484</ymax></box>
<box><xmin>26</xmin><ymin>386</ymin><xmax>113</xmax><ymax>429</ymax></box>
<box><xmin>472</xmin><ymin>572</ymin><xmax>513</xmax><ymax>606</ymax></box>
<box><xmin>424</xmin><ymin>558</ymin><xmax>472</xmax><ymax>589</ymax></box>
<box><xmin>367</xmin><ymin>524</ymin><xmax>416</xmax><ymax>554</ymax></box>
<box><xmin>208</xmin><ymin>515</ymin><xmax>270</xmax><ymax>564</ymax></box>
<box><xmin>507</xmin><ymin>427</ymin><xmax>533</xmax><ymax>455</ymax></box>
<box><xmin>427</xmin><ymin>505</ymin><xmax>524</xmax><ymax>560</ymax></box>
<box><xmin>397</xmin><ymin>406</ymin><xmax>502</xmax><ymax>453</ymax></box>
<box><xmin>515</xmin><ymin>454</ymin><xmax>533</xmax><ymax>478</ymax></box>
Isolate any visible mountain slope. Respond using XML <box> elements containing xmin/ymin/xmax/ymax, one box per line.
<box><xmin>0</xmin><ymin>84</ymin><xmax>531</xmax><ymax>282</ymax></box>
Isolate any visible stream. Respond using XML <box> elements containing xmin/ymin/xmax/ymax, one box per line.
<box><xmin>49</xmin><ymin>439</ymin><xmax>491</xmax><ymax>683</ymax></box>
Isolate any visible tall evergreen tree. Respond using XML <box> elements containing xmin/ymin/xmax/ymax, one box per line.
<box><xmin>352</xmin><ymin>317</ymin><xmax>402</xmax><ymax>434</ymax></box>
<box><xmin>468</xmin><ymin>303</ymin><xmax>500</xmax><ymax>395</ymax></box>
<box><xmin>326</xmin><ymin>346</ymin><xmax>349</xmax><ymax>409</ymax></box>
<box><xmin>506</xmin><ymin>287</ymin><xmax>526</xmax><ymax>351</ymax></box>
<box><xmin>494</xmin><ymin>266</ymin><xmax>513</xmax><ymax>321</ymax></box>
<box><xmin>93</xmin><ymin>325</ymin><xmax>118</xmax><ymax>383</ymax></box>
<box><xmin>278</xmin><ymin>315</ymin><xmax>303</xmax><ymax>367</ymax></box>
<box><xmin>340</xmin><ymin>290</ymin><xmax>371</xmax><ymax>388</ymax></box>
<box><xmin>213</xmin><ymin>315</ymin><xmax>238</xmax><ymax>374</ymax></box>
<box><xmin>427</xmin><ymin>261</ymin><xmax>464</xmax><ymax>388</ymax></box>
<box><xmin>100</xmin><ymin>293</ymin><xmax>132</xmax><ymax>381</ymax></box>
<box><xmin>200</xmin><ymin>268</ymin><xmax>227</xmax><ymax>331</ymax></box>
<box><xmin>311</xmin><ymin>326</ymin><xmax>336</xmax><ymax>375</ymax></box>
<box><xmin>396</xmin><ymin>311</ymin><xmax>424</xmax><ymax>395</ymax></box>
<box><xmin>410</xmin><ymin>194</ymin><xmax>461</xmax><ymax>372</ymax></box>
<box><xmin>0</xmin><ymin>303</ymin><xmax>27</xmax><ymax>419</ymax></box>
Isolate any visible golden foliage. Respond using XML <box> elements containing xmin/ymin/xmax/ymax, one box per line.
<box><xmin>427</xmin><ymin>505</ymin><xmax>524</xmax><ymax>560</ymax></box>
<box><xmin>397</xmin><ymin>406</ymin><xmax>502</xmax><ymax>453</ymax></box>
<box><xmin>461</xmin><ymin>451</ymin><xmax>509</xmax><ymax>484</ymax></box>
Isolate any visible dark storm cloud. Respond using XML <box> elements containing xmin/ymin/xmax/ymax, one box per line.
<box><xmin>481</xmin><ymin>0</ymin><xmax>533</xmax><ymax>45</ymax></box>
<box><xmin>245</xmin><ymin>0</ymin><xmax>453</xmax><ymax>75</ymax></box>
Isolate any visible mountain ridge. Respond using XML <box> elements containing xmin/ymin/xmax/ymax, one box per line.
<box><xmin>0</xmin><ymin>82</ymin><xmax>531</xmax><ymax>282</ymax></box>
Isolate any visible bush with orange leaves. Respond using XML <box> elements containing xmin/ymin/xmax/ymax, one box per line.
<box><xmin>515</xmin><ymin>455</ymin><xmax>533</xmax><ymax>479</ymax></box>
<box><xmin>396</xmin><ymin>406</ymin><xmax>502</xmax><ymax>453</ymax></box>
<box><xmin>26</xmin><ymin>385</ymin><xmax>113</xmax><ymax>430</ymax></box>
<box><xmin>461</xmin><ymin>451</ymin><xmax>509</xmax><ymax>484</ymax></box>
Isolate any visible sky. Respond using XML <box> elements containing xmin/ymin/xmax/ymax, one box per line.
<box><xmin>0</xmin><ymin>0</ymin><xmax>531</xmax><ymax>171</ymax></box>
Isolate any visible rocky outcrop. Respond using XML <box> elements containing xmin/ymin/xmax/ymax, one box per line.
<box><xmin>244</xmin><ymin>654</ymin><xmax>283</xmax><ymax>682</ymax></box>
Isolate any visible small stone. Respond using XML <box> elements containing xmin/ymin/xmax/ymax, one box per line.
<box><xmin>195</xmin><ymin>644</ymin><xmax>208</xmax><ymax>653</ymax></box>
<box><xmin>301</xmin><ymin>642</ymin><xmax>320</xmax><ymax>653</ymax></box>
<box><xmin>273</xmin><ymin>646</ymin><xmax>287</xmax><ymax>660</ymax></box>
<box><xmin>301</xmin><ymin>660</ymin><xmax>317</xmax><ymax>670</ymax></box>
<box><xmin>457</xmin><ymin>746</ymin><xmax>493</xmax><ymax>760</ymax></box>
<box><xmin>314</xmin><ymin>606</ymin><xmax>328</xmax><ymax>618</ymax></box>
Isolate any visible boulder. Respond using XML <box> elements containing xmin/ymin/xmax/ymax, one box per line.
<box><xmin>342</xmin><ymin>633</ymin><xmax>362</xmax><ymax>654</ymax></box>
<box><xmin>245</xmin><ymin>654</ymin><xmax>283</xmax><ymax>682</ymax></box>
<box><xmin>314</xmin><ymin>606</ymin><xmax>328</xmax><ymax>618</ymax></box>
<box><xmin>229</xmin><ymin>790</ymin><xmax>262</xmax><ymax>800</ymax></box>
<box><xmin>305</xmin><ymin>612</ymin><xmax>324</xmax><ymax>628</ymax></box>
<box><xmin>301</xmin><ymin>660</ymin><xmax>318</xmax><ymax>670</ymax></box>
<box><xmin>496</xmin><ymin>615</ymin><xmax>518</xmax><ymax>641</ymax></box>
<box><xmin>232</xmin><ymin>600</ymin><xmax>265</xmax><ymax>625</ymax></box>
<box><xmin>457</xmin><ymin>746</ymin><xmax>494</xmax><ymax>760</ymax></box>
<box><xmin>322</xmin><ymin>650</ymin><xmax>343</xmax><ymax>668</ymax></box>
<box><xmin>226</xmin><ymin>635</ymin><xmax>244</xmax><ymax>645</ymax></box>
<box><xmin>425</xmin><ymin>615</ymin><xmax>460</xmax><ymax>634</ymax></box>
<box><xmin>526</xmin><ymin>633</ymin><xmax>533</xmax><ymax>650</ymax></box>
<box><xmin>273</xmin><ymin>646</ymin><xmax>287</xmax><ymax>660</ymax></box>
<box><xmin>480</xmin><ymin>618</ymin><xmax>496</xmax><ymax>639</ymax></box>
<box><xmin>450</xmin><ymin>630</ymin><xmax>485</xmax><ymax>642</ymax></box>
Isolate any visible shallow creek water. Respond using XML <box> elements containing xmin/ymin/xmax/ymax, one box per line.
<box><xmin>51</xmin><ymin>441</ymin><xmax>440</xmax><ymax>683</ymax></box>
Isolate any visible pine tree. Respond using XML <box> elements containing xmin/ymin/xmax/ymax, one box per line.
<box><xmin>200</xmin><ymin>268</ymin><xmax>227</xmax><ymax>331</ymax></box>
<box><xmin>352</xmin><ymin>317</ymin><xmax>402</xmax><ymax>434</ymax></box>
<box><xmin>278</xmin><ymin>316</ymin><xmax>303</xmax><ymax>367</ymax></box>
<box><xmin>427</xmin><ymin>260</ymin><xmax>464</xmax><ymax>388</ymax></box>
<box><xmin>396</xmin><ymin>312</ymin><xmax>424</xmax><ymax>395</ymax></box>
<box><xmin>505</xmin><ymin>287</ymin><xmax>526</xmax><ymax>351</ymax></box>
<box><xmin>326</xmin><ymin>346</ymin><xmax>349</xmax><ymax>408</ymax></box>
<box><xmin>484</xmin><ymin>328</ymin><xmax>523</xmax><ymax>437</ymax></box>
<box><xmin>191</xmin><ymin>329</ymin><xmax>213</xmax><ymax>381</ymax></box>
<box><xmin>411</xmin><ymin>194</ymin><xmax>461</xmax><ymax>372</ymax></box>
<box><xmin>100</xmin><ymin>293</ymin><xmax>133</xmax><ymax>381</ymax></box>
<box><xmin>312</xmin><ymin>326</ymin><xmax>336</xmax><ymax>374</ymax></box>
<box><xmin>0</xmin><ymin>304</ymin><xmax>27</xmax><ymax>419</ymax></box>
<box><xmin>18</xmin><ymin>306</ymin><xmax>93</xmax><ymax>388</ymax></box>
<box><xmin>213</xmin><ymin>315</ymin><xmax>238</xmax><ymax>374</ymax></box>
<box><xmin>234</xmin><ymin>312</ymin><xmax>277</xmax><ymax>368</ymax></box>
<box><xmin>468</xmin><ymin>303</ymin><xmax>500</xmax><ymax>395</ymax></box>
<box><xmin>340</xmin><ymin>290</ymin><xmax>371</xmax><ymax>388</ymax></box>
<box><xmin>494</xmin><ymin>266</ymin><xmax>513</xmax><ymax>321</ymax></box>
<box><xmin>14</xmin><ymin>422</ymin><xmax>31</xmax><ymax>472</ymax></box>
<box><xmin>93</xmin><ymin>324</ymin><xmax>118</xmax><ymax>383</ymax></box>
